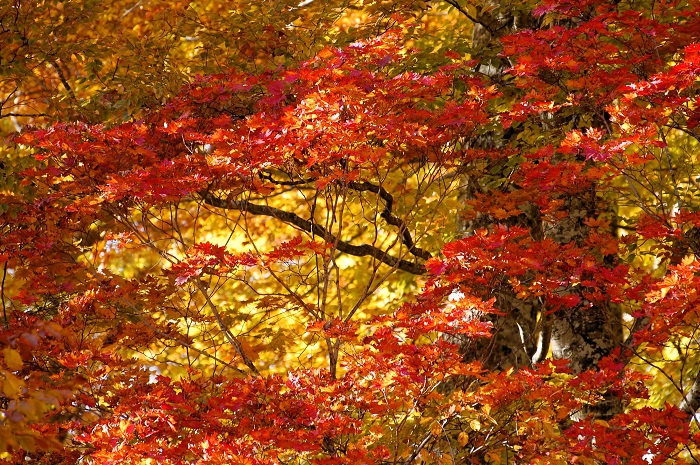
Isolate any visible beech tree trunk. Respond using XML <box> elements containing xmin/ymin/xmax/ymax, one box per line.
<box><xmin>455</xmin><ymin>2</ymin><xmax>543</xmax><ymax>373</ymax></box>
<box><xmin>547</xmin><ymin>187</ymin><xmax>623</xmax><ymax>420</ymax></box>
<box><xmin>458</xmin><ymin>1</ymin><xmax>624</xmax><ymax>421</ymax></box>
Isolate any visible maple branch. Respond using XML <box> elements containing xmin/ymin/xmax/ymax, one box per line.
<box><xmin>197</xmin><ymin>281</ymin><xmax>261</xmax><ymax>376</ymax></box>
<box><xmin>146</xmin><ymin>323</ymin><xmax>247</xmax><ymax>375</ymax></box>
<box><xmin>121</xmin><ymin>0</ymin><xmax>143</xmax><ymax>18</ymax></box>
<box><xmin>347</xmin><ymin>181</ymin><xmax>433</xmax><ymax>261</ymax></box>
<box><xmin>115</xmin><ymin>295</ymin><xmax>246</xmax><ymax>374</ymax></box>
<box><xmin>619</xmin><ymin>316</ymin><xmax>651</xmax><ymax>367</ymax></box>
<box><xmin>0</xmin><ymin>112</ymin><xmax>48</xmax><ymax>119</ymax></box>
<box><xmin>625</xmin><ymin>334</ymin><xmax>700</xmax><ymax>427</ymax></box>
<box><xmin>50</xmin><ymin>60</ymin><xmax>76</xmax><ymax>102</ymax></box>
<box><xmin>680</xmin><ymin>372</ymin><xmax>700</xmax><ymax>422</ymax></box>
<box><xmin>259</xmin><ymin>171</ymin><xmax>314</xmax><ymax>186</ymax></box>
<box><xmin>405</xmin><ymin>417</ymin><xmax>450</xmax><ymax>464</ymax></box>
<box><xmin>256</xmin><ymin>175</ymin><xmax>431</xmax><ymax>261</ymax></box>
<box><xmin>200</xmin><ymin>192</ymin><xmax>428</xmax><ymax>275</ymax></box>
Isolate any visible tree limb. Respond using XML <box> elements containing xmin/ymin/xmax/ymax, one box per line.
<box><xmin>442</xmin><ymin>0</ymin><xmax>496</xmax><ymax>36</ymax></box>
<box><xmin>197</xmin><ymin>281</ymin><xmax>261</xmax><ymax>376</ymax></box>
<box><xmin>50</xmin><ymin>60</ymin><xmax>76</xmax><ymax>101</ymax></box>
<box><xmin>200</xmin><ymin>192</ymin><xmax>428</xmax><ymax>275</ymax></box>
<box><xmin>256</xmin><ymin>174</ymin><xmax>432</xmax><ymax>261</ymax></box>
<box><xmin>259</xmin><ymin>171</ymin><xmax>315</xmax><ymax>186</ymax></box>
<box><xmin>0</xmin><ymin>112</ymin><xmax>48</xmax><ymax>119</ymax></box>
<box><xmin>680</xmin><ymin>371</ymin><xmax>700</xmax><ymax>421</ymax></box>
<box><xmin>347</xmin><ymin>180</ymin><xmax>433</xmax><ymax>261</ymax></box>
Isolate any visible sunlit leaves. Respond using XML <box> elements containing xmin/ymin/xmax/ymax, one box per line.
<box><xmin>5</xmin><ymin>0</ymin><xmax>700</xmax><ymax>463</ymax></box>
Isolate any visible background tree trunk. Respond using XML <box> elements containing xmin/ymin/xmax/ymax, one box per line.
<box><xmin>455</xmin><ymin>2</ymin><xmax>544</xmax><ymax>373</ymax></box>
<box><xmin>458</xmin><ymin>2</ymin><xmax>624</xmax><ymax>421</ymax></box>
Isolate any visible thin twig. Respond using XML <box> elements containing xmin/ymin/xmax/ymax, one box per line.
<box><xmin>196</xmin><ymin>281</ymin><xmax>261</xmax><ymax>376</ymax></box>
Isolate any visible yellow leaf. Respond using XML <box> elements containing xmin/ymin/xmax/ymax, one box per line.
<box><xmin>430</xmin><ymin>422</ymin><xmax>443</xmax><ymax>436</ymax></box>
<box><xmin>419</xmin><ymin>449</ymin><xmax>431</xmax><ymax>462</ymax></box>
<box><xmin>239</xmin><ymin>339</ymin><xmax>259</xmax><ymax>361</ymax></box>
<box><xmin>2</xmin><ymin>372</ymin><xmax>24</xmax><ymax>398</ymax></box>
<box><xmin>17</xmin><ymin>436</ymin><xmax>35</xmax><ymax>453</ymax></box>
<box><xmin>3</xmin><ymin>348</ymin><xmax>22</xmax><ymax>371</ymax></box>
<box><xmin>317</xmin><ymin>48</ymin><xmax>335</xmax><ymax>59</ymax></box>
<box><xmin>486</xmin><ymin>449</ymin><xmax>503</xmax><ymax>464</ymax></box>
<box><xmin>380</xmin><ymin>371</ymin><xmax>396</xmax><ymax>388</ymax></box>
<box><xmin>458</xmin><ymin>431</ymin><xmax>469</xmax><ymax>447</ymax></box>
<box><xmin>469</xmin><ymin>419</ymin><xmax>481</xmax><ymax>431</ymax></box>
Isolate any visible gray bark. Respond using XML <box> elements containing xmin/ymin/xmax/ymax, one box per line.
<box><xmin>678</xmin><ymin>229</ymin><xmax>700</xmax><ymax>421</ymax></box>
<box><xmin>453</xmin><ymin>2</ymin><xmax>545</xmax><ymax>373</ymax></box>
<box><xmin>680</xmin><ymin>371</ymin><xmax>700</xmax><ymax>421</ymax></box>
<box><xmin>454</xmin><ymin>1</ymin><xmax>624</xmax><ymax>421</ymax></box>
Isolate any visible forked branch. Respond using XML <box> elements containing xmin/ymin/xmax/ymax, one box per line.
<box><xmin>347</xmin><ymin>180</ymin><xmax>433</xmax><ymax>261</ymax></box>
<box><xmin>200</xmin><ymin>192</ymin><xmax>428</xmax><ymax>275</ymax></box>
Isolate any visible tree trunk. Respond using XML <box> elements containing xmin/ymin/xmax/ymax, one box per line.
<box><xmin>457</xmin><ymin>1</ymin><xmax>624</xmax><ymax>421</ymax></box>
<box><xmin>455</xmin><ymin>2</ymin><xmax>544</xmax><ymax>373</ymax></box>
<box><xmin>547</xmin><ymin>190</ymin><xmax>623</xmax><ymax>420</ymax></box>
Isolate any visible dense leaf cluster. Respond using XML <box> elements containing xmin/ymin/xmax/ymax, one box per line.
<box><xmin>2</xmin><ymin>0</ymin><xmax>700</xmax><ymax>463</ymax></box>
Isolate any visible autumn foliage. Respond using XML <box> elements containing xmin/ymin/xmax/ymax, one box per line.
<box><xmin>2</xmin><ymin>0</ymin><xmax>700</xmax><ymax>463</ymax></box>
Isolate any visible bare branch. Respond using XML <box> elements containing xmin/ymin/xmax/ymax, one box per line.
<box><xmin>197</xmin><ymin>281</ymin><xmax>261</xmax><ymax>376</ymax></box>
<box><xmin>50</xmin><ymin>60</ymin><xmax>76</xmax><ymax>101</ymax></box>
<box><xmin>200</xmin><ymin>192</ymin><xmax>428</xmax><ymax>275</ymax></box>
<box><xmin>0</xmin><ymin>112</ymin><xmax>48</xmax><ymax>119</ymax></box>
<box><xmin>259</xmin><ymin>171</ymin><xmax>315</xmax><ymax>186</ymax></box>
<box><xmin>347</xmin><ymin>180</ymin><xmax>433</xmax><ymax>261</ymax></box>
<box><xmin>442</xmin><ymin>0</ymin><xmax>496</xmax><ymax>36</ymax></box>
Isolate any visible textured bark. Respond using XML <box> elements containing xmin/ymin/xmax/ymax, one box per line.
<box><xmin>678</xmin><ymin>229</ymin><xmax>700</xmax><ymax>421</ymax></box>
<box><xmin>548</xmin><ymin>188</ymin><xmax>623</xmax><ymax>420</ymax></box>
<box><xmin>454</xmin><ymin>3</ymin><xmax>544</xmax><ymax>373</ymax></box>
<box><xmin>454</xmin><ymin>1</ymin><xmax>624</xmax><ymax>422</ymax></box>
<box><xmin>550</xmin><ymin>305</ymin><xmax>621</xmax><ymax>374</ymax></box>
<box><xmin>680</xmin><ymin>372</ymin><xmax>700</xmax><ymax>419</ymax></box>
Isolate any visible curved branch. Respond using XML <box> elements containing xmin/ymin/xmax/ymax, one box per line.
<box><xmin>347</xmin><ymin>181</ymin><xmax>433</xmax><ymax>261</ymax></box>
<box><xmin>197</xmin><ymin>281</ymin><xmax>260</xmax><ymax>376</ymax></box>
<box><xmin>200</xmin><ymin>192</ymin><xmax>427</xmax><ymax>275</ymax></box>
<box><xmin>255</xmin><ymin>174</ymin><xmax>432</xmax><ymax>261</ymax></box>
<box><xmin>258</xmin><ymin>171</ymin><xmax>315</xmax><ymax>186</ymax></box>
